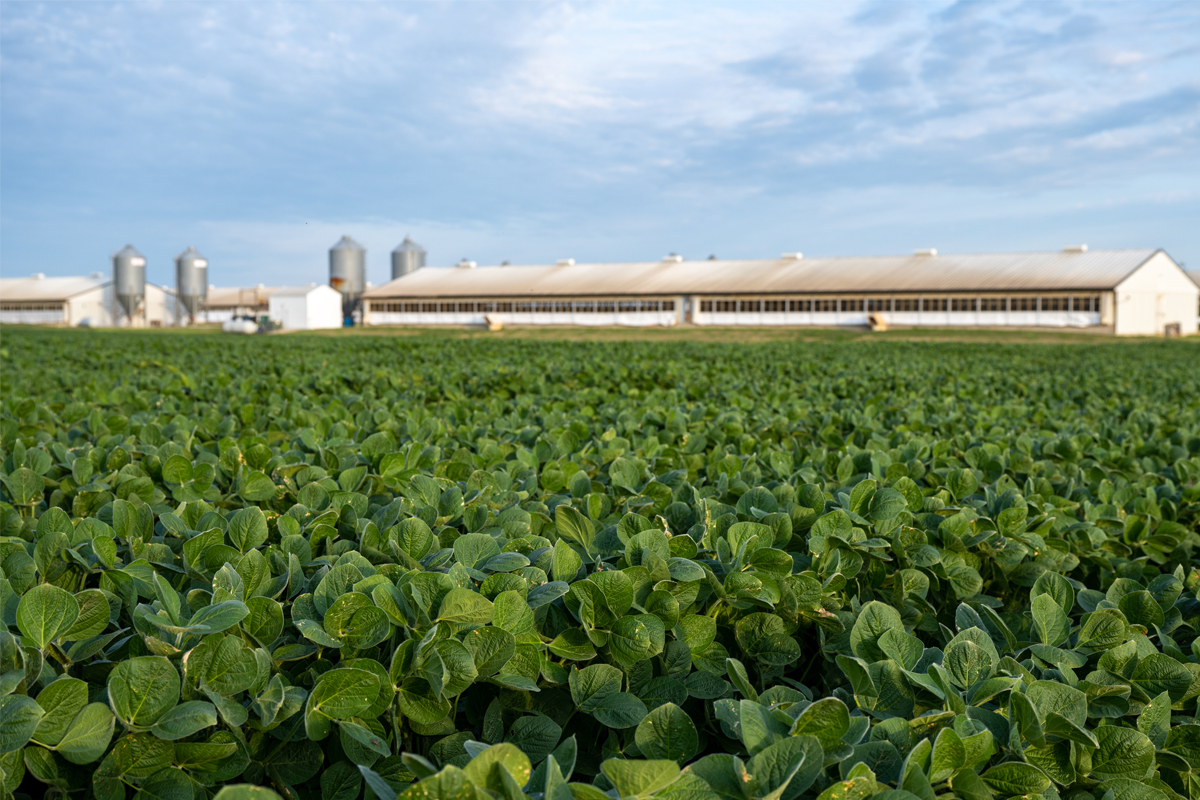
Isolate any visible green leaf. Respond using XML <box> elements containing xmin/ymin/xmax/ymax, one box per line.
<box><xmin>505</xmin><ymin>714</ymin><xmax>562</xmax><ymax>762</ymax></box>
<box><xmin>929</xmin><ymin>727</ymin><xmax>965</xmax><ymax>783</ymax></box>
<box><xmin>601</xmin><ymin>758</ymin><xmax>681</xmax><ymax>798</ymax></box>
<box><xmin>310</xmin><ymin>669</ymin><xmax>380</xmax><ymax>720</ymax></box>
<box><xmin>593</xmin><ymin>693</ymin><xmax>648</xmax><ymax>728</ymax></box>
<box><xmin>790</xmin><ymin>697</ymin><xmax>850</xmax><ymax>751</ymax></box>
<box><xmin>556</xmin><ymin>505</ymin><xmax>596</xmax><ymax>552</ymax></box>
<box><xmin>570</xmin><ymin>664</ymin><xmax>623</xmax><ymax>711</ymax></box>
<box><xmin>464</xmin><ymin>742</ymin><xmax>533</xmax><ymax>791</ymax></box>
<box><xmin>850</xmin><ymin>601</ymin><xmax>902</xmax><ymax>662</ymax></box>
<box><xmin>980</xmin><ymin>763</ymin><xmax>1050</xmax><ymax>796</ymax></box>
<box><xmin>56</xmin><ymin>703</ymin><xmax>115</xmax><ymax>764</ymax></box>
<box><xmin>214</xmin><ymin>786</ymin><xmax>286</xmax><ymax>800</ymax></box>
<box><xmin>322</xmin><ymin>761</ymin><xmax>365</xmax><ymax>800</ymax></box>
<box><xmin>150</xmin><ymin>700</ymin><xmax>218</xmax><ymax>740</ymax></box>
<box><xmin>1090</xmin><ymin>725</ymin><xmax>1155</xmax><ymax>781</ymax></box>
<box><xmin>239</xmin><ymin>471</ymin><xmax>278</xmax><ymax>501</ymax></box>
<box><xmin>635</xmin><ymin>703</ymin><xmax>699</xmax><ymax>762</ymax></box>
<box><xmin>608</xmin><ymin>616</ymin><xmax>654</xmax><ymax>666</ymax></box>
<box><xmin>1131</xmin><ymin>653</ymin><xmax>1193</xmax><ymax>702</ymax></box>
<box><xmin>228</xmin><ymin>507</ymin><xmax>269</xmax><ymax>552</ymax></box>
<box><xmin>16</xmin><ymin>583</ymin><xmax>80</xmax><ymax>649</ymax></box>
<box><xmin>548</xmin><ymin>629</ymin><xmax>597</xmax><ymax>661</ymax></box>
<box><xmin>1077</xmin><ymin>608</ymin><xmax>1129</xmax><ymax>652</ymax></box>
<box><xmin>1136</xmin><ymin>691</ymin><xmax>1171</xmax><ymax>749</ymax></box>
<box><xmin>1030</xmin><ymin>594</ymin><xmax>1070</xmax><ymax>647</ymax></box>
<box><xmin>437</xmin><ymin>588</ymin><xmax>494</xmax><ymax>628</ymax></box>
<box><xmin>0</xmin><ymin>694</ymin><xmax>43</xmax><ymax>753</ymax></box>
<box><xmin>32</xmin><ymin>677</ymin><xmax>88</xmax><ymax>747</ymax></box>
<box><xmin>188</xmin><ymin>600</ymin><xmax>251</xmax><ymax>634</ymax></box>
<box><xmin>108</xmin><ymin>656</ymin><xmax>180</xmax><ymax>727</ymax></box>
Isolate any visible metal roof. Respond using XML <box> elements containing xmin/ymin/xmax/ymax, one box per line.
<box><xmin>363</xmin><ymin>248</ymin><xmax>1164</xmax><ymax>299</ymax></box>
<box><xmin>272</xmin><ymin>284</ymin><xmax>339</xmax><ymax>298</ymax></box>
<box><xmin>392</xmin><ymin>236</ymin><xmax>425</xmax><ymax>254</ymax></box>
<box><xmin>0</xmin><ymin>275</ymin><xmax>106</xmax><ymax>302</ymax></box>
<box><xmin>113</xmin><ymin>244</ymin><xmax>144</xmax><ymax>259</ymax></box>
<box><xmin>204</xmin><ymin>286</ymin><xmax>279</xmax><ymax>308</ymax></box>
<box><xmin>331</xmin><ymin>235</ymin><xmax>365</xmax><ymax>252</ymax></box>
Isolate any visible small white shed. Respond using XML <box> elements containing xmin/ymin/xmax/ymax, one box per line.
<box><xmin>269</xmin><ymin>285</ymin><xmax>343</xmax><ymax>330</ymax></box>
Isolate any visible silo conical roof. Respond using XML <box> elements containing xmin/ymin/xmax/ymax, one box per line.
<box><xmin>392</xmin><ymin>236</ymin><xmax>426</xmax><ymax>254</ymax></box>
<box><xmin>331</xmin><ymin>235</ymin><xmax>366</xmax><ymax>251</ymax></box>
<box><xmin>177</xmin><ymin>245</ymin><xmax>206</xmax><ymax>261</ymax></box>
<box><xmin>114</xmin><ymin>244</ymin><xmax>144</xmax><ymax>259</ymax></box>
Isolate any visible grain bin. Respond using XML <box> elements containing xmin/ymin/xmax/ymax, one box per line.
<box><xmin>112</xmin><ymin>244</ymin><xmax>146</xmax><ymax>324</ymax></box>
<box><xmin>175</xmin><ymin>246</ymin><xmax>208</xmax><ymax>321</ymax></box>
<box><xmin>391</xmin><ymin>237</ymin><xmax>426</xmax><ymax>280</ymax></box>
<box><xmin>329</xmin><ymin>235</ymin><xmax>366</xmax><ymax>322</ymax></box>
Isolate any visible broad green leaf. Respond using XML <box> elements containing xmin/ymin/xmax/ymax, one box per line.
<box><xmin>636</xmin><ymin>703</ymin><xmax>699</xmax><ymax>762</ymax></box>
<box><xmin>108</xmin><ymin>656</ymin><xmax>180</xmax><ymax>727</ymax></box>
<box><xmin>16</xmin><ymin>583</ymin><xmax>80</xmax><ymax>649</ymax></box>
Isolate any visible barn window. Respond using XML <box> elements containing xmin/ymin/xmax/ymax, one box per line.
<box><xmin>842</xmin><ymin>299</ymin><xmax>864</xmax><ymax>312</ymax></box>
<box><xmin>788</xmin><ymin>299</ymin><xmax>811</xmax><ymax>312</ymax></box>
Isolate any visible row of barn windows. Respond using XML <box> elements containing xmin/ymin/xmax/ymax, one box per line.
<box><xmin>699</xmin><ymin>295</ymin><xmax>1101</xmax><ymax>313</ymax></box>
<box><xmin>0</xmin><ymin>303</ymin><xmax>65</xmax><ymax>312</ymax></box>
<box><xmin>371</xmin><ymin>299</ymin><xmax>676</xmax><ymax>313</ymax></box>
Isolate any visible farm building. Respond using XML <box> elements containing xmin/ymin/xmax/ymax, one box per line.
<box><xmin>362</xmin><ymin>247</ymin><xmax>1198</xmax><ymax>336</ymax></box>
<box><xmin>201</xmin><ymin>285</ymin><xmax>279</xmax><ymax>323</ymax></box>
<box><xmin>0</xmin><ymin>274</ymin><xmax>178</xmax><ymax>327</ymax></box>
<box><xmin>268</xmin><ymin>284</ymin><xmax>343</xmax><ymax>330</ymax></box>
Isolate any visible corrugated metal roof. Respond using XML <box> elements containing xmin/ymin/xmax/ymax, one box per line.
<box><xmin>204</xmin><ymin>286</ymin><xmax>279</xmax><ymax>307</ymax></box>
<box><xmin>363</xmin><ymin>249</ymin><xmax>1163</xmax><ymax>299</ymax></box>
<box><xmin>113</xmin><ymin>244</ymin><xmax>143</xmax><ymax>259</ymax></box>
<box><xmin>0</xmin><ymin>275</ymin><xmax>106</xmax><ymax>302</ymax></box>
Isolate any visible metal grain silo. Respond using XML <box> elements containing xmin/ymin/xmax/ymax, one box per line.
<box><xmin>391</xmin><ymin>237</ymin><xmax>426</xmax><ymax>280</ymax></box>
<box><xmin>329</xmin><ymin>235</ymin><xmax>366</xmax><ymax>322</ymax></box>
<box><xmin>112</xmin><ymin>244</ymin><xmax>146</xmax><ymax>324</ymax></box>
<box><xmin>175</xmin><ymin>246</ymin><xmax>208</xmax><ymax>321</ymax></box>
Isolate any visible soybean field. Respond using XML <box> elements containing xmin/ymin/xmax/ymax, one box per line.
<box><xmin>1</xmin><ymin>327</ymin><xmax>1199</xmax><ymax>800</ymax></box>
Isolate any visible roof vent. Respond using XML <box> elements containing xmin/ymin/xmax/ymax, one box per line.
<box><xmin>90</xmin><ymin>271</ymin><xmax>104</xmax><ymax>279</ymax></box>
<box><xmin>708</xmin><ymin>255</ymin><xmax>717</xmax><ymax>260</ymax></box>
<box><xmin>556</xmin><ymin>258</ymin><xmax>575</xmax><ymax>267</ymax></box>
<box><xmin>914</xmin><ymin>248</ymin><xmax>937</xmax><ymax>257</ymax></box>
<box><xmin>1063</xmin><ymin>244</ymin><xmax>1088</xmax><ymax>253</ymax></box>
<box><xmin>32</xmin><ymin>272</ymin><xmax>45</xmax><ymax>280</ymax></box>
<box><xmin>457</xmin><ymin>259</ymin><xmax>477</xmax><ymax>269</ymax></box>
<box><xmin>782</xmin><ymin>252</ymin><xmax>803</xmax><ymax>260</ymax></box>
<box><xmin>663</xmin><ymin>254</ymin><xmax>683</xmax><ymax>263</ymax></box>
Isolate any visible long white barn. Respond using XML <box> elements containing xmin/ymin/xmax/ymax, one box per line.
<box><xmin>0</xmin><ymin>274</ymin><xmax>178</xmax><ymax>327</ymax></box>
<box><xmin>363</xmin><ymin>248</ymin><xmax>1197</xmax><ymax>336</ymax></box>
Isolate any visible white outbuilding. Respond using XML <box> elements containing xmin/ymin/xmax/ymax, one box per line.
<box><xmin>268</xmin><ymin>284</ymin><xmax>343</xmax><ymax>330</ymax></box>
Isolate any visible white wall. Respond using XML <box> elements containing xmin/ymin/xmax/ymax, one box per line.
<box><xmin>270</xmin><ymin>287</ymin><xmax>342</xmax><ymax>330</ymax></box>
<box><xmin>1114</xmin><ymin>252</ymin><xmax>1199</xmax><ymax>336</ymax></box>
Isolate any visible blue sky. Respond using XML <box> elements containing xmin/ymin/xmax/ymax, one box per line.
<box><xmin>2</xmin><ymin>0</ymin><xmax>1198</xmax><ymax>287</ymax></box>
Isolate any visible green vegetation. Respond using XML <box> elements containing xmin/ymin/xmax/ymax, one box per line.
<box><xmin>0</xmin><ymin>327</ymin><xmax>1198</xmax><ymax>800</ymax></box>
